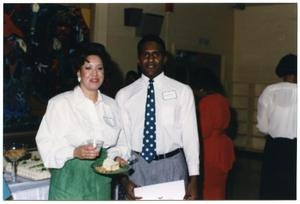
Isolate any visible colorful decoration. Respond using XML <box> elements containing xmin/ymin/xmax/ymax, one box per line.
<box><xmin>3</xmin><ymin>4</ymin><xmax>90</xmax><ymax>132</ymax></box>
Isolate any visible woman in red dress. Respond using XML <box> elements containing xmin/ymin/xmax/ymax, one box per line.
<box><xmin>190</xmin><ymin>68</ymin><xmax>235</xmax><ymax>200</ymax></box>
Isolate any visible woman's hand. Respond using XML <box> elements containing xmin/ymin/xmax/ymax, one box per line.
<box><xmin>73</xmin><ymin>145</ymin><xmax>100</xmax><ymax>159</ymax></box>
<box><xmin>114</xmin><ymin>156</ymin><xmax>128</xmax><ymax>167</ymax></box>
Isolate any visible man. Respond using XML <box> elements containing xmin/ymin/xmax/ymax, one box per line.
<box><xmin>257</xmin><ymin>54</ymin><xmax>297</xmax><ymax>200</ymax></box>
<box><xmin>115</xmin><ymin>35</ymin><xmax>199</xmax><ymax>200</ymax></box>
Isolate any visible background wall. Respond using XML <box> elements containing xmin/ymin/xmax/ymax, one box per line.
<box><xmin>231</xmin><ymin>3</ymin><xmax>297</xmax><ymax>152</ymax></box>
<box><xmin>91</xmin><ymin>3</ymin><xmax>297</xmax><ymax>152</ymax></box>
<box><xmin>233</xmin><ymin>4</ymin><xmax>297</xmax><ymax>83</ymax></box>
<box><xmin>92</xmin><ymin>3</ymin><xmax>234</xmax><ymax>82</ymax></box>
<box><xmin>166</xmin><ymin>4</ymin><xmax>234</xmax><ymax>92</ymax></box>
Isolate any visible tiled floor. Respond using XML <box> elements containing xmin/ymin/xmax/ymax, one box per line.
<box><xmin>226</xmin><ymin>150</ymin><xmax>263</xmax><ymax>200</ymax></box>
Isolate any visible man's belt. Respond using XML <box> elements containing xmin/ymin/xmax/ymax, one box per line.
<box><xmin>134</xmin><ymin>148</ymin><xmax>182</xmax><ymax>160</ymax></box>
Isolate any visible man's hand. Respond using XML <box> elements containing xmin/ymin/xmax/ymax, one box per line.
<box><xmin>120</xmin><ymin>176</ymin><xmax>142</xmax><ymax>200</ymax></box>
<box><xmin>184</xmin><ymin>176</ymin><xmax>198</xmax><ymax>200</ymax></box>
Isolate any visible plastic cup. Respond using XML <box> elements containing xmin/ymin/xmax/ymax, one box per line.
<box><xmin>86</xmin><ymin>139</ymin><xmax>104</xmax><ymax>152</ymax></box>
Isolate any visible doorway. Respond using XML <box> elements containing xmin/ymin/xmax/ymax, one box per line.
<box><xmin>165</xmin><ymin>50</ymin><xmax>222</xmax><ymax>85</ymax></box>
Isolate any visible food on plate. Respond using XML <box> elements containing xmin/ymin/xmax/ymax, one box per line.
<box><xmin>95</xmin><ymin>158</ymin><xmax>120</xmax><ymax>173</ymax></box>
<box><xmin>5</xmin><ymin>158</ymin><xmax>50</xmax><ymax>180</ymax></box>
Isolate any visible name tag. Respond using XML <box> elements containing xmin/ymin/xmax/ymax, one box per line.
<box><xmin>162</xmin><ymin>90</ymin><xmax>177</xmax><ymax>100</ymax></box>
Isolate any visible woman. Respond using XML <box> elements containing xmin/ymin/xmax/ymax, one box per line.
<box><xmin>35</xmin><ymin>42</ymin><xmax>130</xmax><ymax>200</ymax></box>
<box><xmin>190</xmin><ymin>68</ymin><xmax>235</xmax><ymax>200</ymax></box>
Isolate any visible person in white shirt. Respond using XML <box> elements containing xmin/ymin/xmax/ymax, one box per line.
<box><xmin>115</xmin><ymin>35</ymin><xmax>199</xmax><ymax>200</ymax></box>
<box><xmin>257</xmin><ymin>54</ymin><xmax>297</xmax><ymax>200</ymax></box>
<box><xmin>35</xmin><ymin>42</ymin><xmax>130</xmax><ymax>200</ymax></box>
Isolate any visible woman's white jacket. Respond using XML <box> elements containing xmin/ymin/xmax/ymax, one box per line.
<box><xmin>36</xmin><ymin>86</ymin><xmax>130</xmax><ymax>168</ymax></box>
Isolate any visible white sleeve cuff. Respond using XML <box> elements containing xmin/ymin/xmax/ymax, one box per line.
<box><xmin>187</xmin><ymin>164</ymin><xmax>200</xmax><ymax>176</ymax></box>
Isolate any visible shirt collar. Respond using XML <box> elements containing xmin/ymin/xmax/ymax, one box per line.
<box><xmin>74</xmin><ymin>86</ymin><xmax>102</xmax><ymax>105</ymax></box>
<box><xmin>141</xmin><ymin>72</ymin><xmax>165</xmax><ymax>85</ymax></box>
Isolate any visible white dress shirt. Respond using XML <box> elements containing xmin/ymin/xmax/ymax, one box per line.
<box><xmin>115</xmin><ymin>72</ymin><xmax>200</xmax><ymax>176</ymax></box>
<box><xmin>257</xmin><ymin>82</ymin><xmax>297</xmax><ymax>139</ymax></box>
<box><xmin>36</xmin><ymin>86</ymin><xmax>130</xmax><ymax>168</ymax></box>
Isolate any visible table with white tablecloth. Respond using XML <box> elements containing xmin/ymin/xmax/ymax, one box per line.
<box><xmin>3</xmin><ymin>149</ymin><xmax>121</xmax><ymax>200</ymax></box>
<box><xmin>4</xmin><ymin>173</ymin><xmax>124</xmax><ymax>200</ymax></box>
<box><xmin>4</xmin><ymin>173</ymin><xmax>50</xmax><ymax>200</ymax></box>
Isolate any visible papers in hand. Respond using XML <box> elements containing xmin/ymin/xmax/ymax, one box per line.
<box><xmin>134</xmin><ymin>180</ymin><xmax>185</xmax><ymax>200</ymax></box>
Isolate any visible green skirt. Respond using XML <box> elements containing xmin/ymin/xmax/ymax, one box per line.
<box><xmin>48</xmin><ymin>149</ymin><xmax>112</xmax><ymax>200</ymax></box>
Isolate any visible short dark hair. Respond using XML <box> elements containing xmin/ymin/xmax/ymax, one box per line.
<box><xmin>189</xmin><ymin>68</ymin><xmax>225</xmax><ymax>95</ymax></box>
<box><xmin>275</xmin><ymin>54</ymin><xmax>297</xmax><ymax>77</ymax></box>
<box><xmin>137</xmin><ymin>34</ymin><xmax>166</xmax><ymax>56</ymax></box>
<box><xmin>70</xmin><ymin>42</ymin><xmax>112</xmax><ymax>76</ymax></box>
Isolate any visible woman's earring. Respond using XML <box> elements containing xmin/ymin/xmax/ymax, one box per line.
<box><xmin>77</xmin><ymin>75</ymin><xmax>81</xmax><ymax>83</ymax></box>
